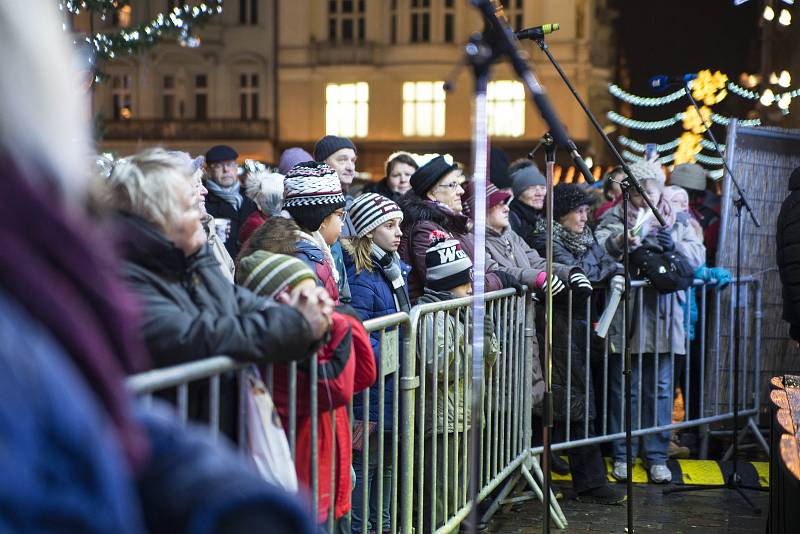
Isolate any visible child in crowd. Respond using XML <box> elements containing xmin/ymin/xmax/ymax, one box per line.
<box><xmin>417</xmin><ymin>235</ymin><xmax>499</xmax><ymax>531</ymax></box>
<box><xmin>236</xmin><ymin>250</ymin><xmax>377</xmax><ymax>528</ymax></box>
<box><xmin>342</xmin><ymin>192</ymin><xmax>410</xmax><ymax>534</ymax></box>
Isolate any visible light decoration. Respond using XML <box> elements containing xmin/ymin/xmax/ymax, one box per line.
<box><xmin>622</xmin><ymin>150</ymin><xmax>675</xmax><ymax>165</ymax></box>
<box><xmin>682</xmin><ymin>104</ymin><xmax>713</xmax><ymax>134</ymax></box>
<box><xmin>59</xmin><ymin>1</ymin><xmax>223</xmax><ymax>60</ymax></box>
<box><xmin>691</xmin><ymin>70</ymin><xmax>728</xmax><ymax>105</ymax></box>
<box><xmin>608</xmin><ymin>83</ymin><xmax>687</xmax><ymax>106</ymax></box>
<box><xmin>779</xmin><ymin>8</ymin><xmax>792</xmax><ymax>25</ymax></box>
<box><xmin>606</xmin><ymin>111</ymin><xmax>684</xmax><ymax>130</ymax></box>
<box><xmin>617</xmin><ymin>136</ymin><xmax>681</xmax><ymax>152</ymax></box>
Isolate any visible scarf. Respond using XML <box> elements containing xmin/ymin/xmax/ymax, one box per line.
<box><xmin>553</xmin><ymin>221</ymin><xmax>595</xmax><ymax>257</ymax></box>
<box><xmin>298</xmin><ymin>230</ymin><xmax>339</xmax><ymax>283</ymax></box>
<box><xmin>0</xmin><ymin>154</ymin><xmax>150</xmax><ymax>471</ymax></box>
<box><xmin>371</xmin><ymin>243</ymin><xmax>411</xmax><ymax>313</ymax></box>
<box><xmin>206</xmin><ymin>179</ymin><xmax>243</xmax><ymax>210</ymax></box>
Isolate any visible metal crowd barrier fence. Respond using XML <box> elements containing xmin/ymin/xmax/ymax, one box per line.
<box><xmin>127</xmin><ymin>278</ymin><xmax>762</xmax><ymax>533</ymax></box>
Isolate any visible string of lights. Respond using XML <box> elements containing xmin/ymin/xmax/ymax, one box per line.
<box><xmin>59</xmin><ymin>0</ymin><xmax>130</xmax><ymax>16</ymax></box>
<box><xmin>608</xmin><ymin>83</ymin><xmax>688</xmax><ymax>106</ymax></box>
<box><xmin>622</xmin><ymin>150</ymin><xmax>676</xmax><ymax>165</ymax></box>
<box><xmin>607</xmin><ymin>111</ymin><xmax>684</xmax><ymax>130</ymax></box>
<box><xmin>617</xmin><ymin>136</ymin><xmax>681</xmax><ymax>152</ymax></box>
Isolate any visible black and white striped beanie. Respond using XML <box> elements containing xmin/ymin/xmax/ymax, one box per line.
<box><xmin>283</xmin><ymin>161</ymin><xmax>346</xmax><ymax>231</ymax></box>
<box><xmin>425</xmin><ymin>234</ymin><xmax>473</xmax><ymax>291</ymax></box>
<box><xmin>349</xmin><ymin>193</ymin><xmax>404</xmax><ymax>238</ymax></box>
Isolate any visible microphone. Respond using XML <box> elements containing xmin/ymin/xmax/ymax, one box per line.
<box><xmin>566</xmin><ymin>139</ymin><xmax>596</xmax><ymax>184</ymax></box>
<box><xmin>515</xmin><ymin>23</ymin><xmax>560</xmax><ymax>41</ymax></box>
<box><xmin>648</xmin><ymin>73</ymin><xmax>698</xmax><ymax>92</ymax></box>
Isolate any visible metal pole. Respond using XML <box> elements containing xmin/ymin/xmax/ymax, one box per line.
<box><xmin>542</xmin><ymin>134</ymin><xmax>556</xmax><ymax>534</ymax></box>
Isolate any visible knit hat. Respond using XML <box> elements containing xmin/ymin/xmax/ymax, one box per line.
<box><xmin>313</xmin><ymin>135</ymin><xmax>357</xmax><ymax>162</ymax></box>
<box><xmin>278</xmin><ymin>147</ymin><xmax>313</xmax><ymax>174</ymax></box>
<box><xmin>511</xmin><ymin>164</ymin><xmax>547</xmax><ymax>198</ymax></box>
<box><xmin>552</xmin><ymin>183</ymin><xmax>595</xmax><ymax>221</ymax></box>
<box><xmin>669</xmin><ymin>163</ymin><xmax>706</xmax><ymax>191</ymax></box>
<box><xmin>462</xmin><ymin>180</ymin><xmax>512</xmax><ymax>213</ymax></box>
<box><xmin>349</xmin><ymin>192</ymin><xmax>404</xmax><ymax>237</ymax></box>
<box><xmin>205</xmin><ymin>145</ymin><xmax>239</xmax><ymax>164</ymax></box>
<box><xmin>489</xmin><ymin>147</ymin><xmax>513</xmax><ymax>190</ymax></box>
<box><xmin>284</xmin><ymin>161</ymin><xmax>346</xmax><ymax>231</ymax></box>
<box><xmin>236</xmin><ymin>250</ymin><xmax>317</xmax><ymax>298</ymax></box>
<box><xmin>425</xmin><ymin>234</ymin><xmax>473</xmax><ymax>291</ymax></box>
<box><xmin>627</xmin><ymin>160</ymin><xmax>666</xmax><ymax>188</ymax></box>
<box><xmin>410</xmin><ymin>155</ymin><xmax>460</xmax><ymax>197</ymax></box>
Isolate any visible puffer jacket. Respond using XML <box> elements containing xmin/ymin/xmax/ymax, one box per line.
<box><xmin>344</xmin><ymin>250</ymin><xmax>410</xmax><ymax>424</ymax></box>
<box><xmin>508</xmin><ymin>198</ymin><xmax>545</xmax><ymax>251</ymax></box>
<box><xmin>777</xmin><ymin>168</ymin><xmax>800</xmax><ymax>341</ymax></box>
<box><xmin>595</xmin><ymin>203</ymin><xmax>706</xmax><ymax>355</ymax></box>
<box><xmin>417</xmin><ymin>289</ymin><xmax>499</xmax><ymax>435</ymax></box>
<box><xmin>398</xmin><ymin>193</ymin><xmax>502</xmax><ymax>302</ymax></box>
<box><xmin>116</xmin><ymin>213</ymin><xmax>317</xmax><ymax>367</ymax></box>
<box><xmin>271</xmin><ymin>311</ymin><xmax>376</xmax><ymax>523</ymax></box>
<box><xmin>295</xmin><ymin>237</ymin><xmax>340</xmax><ymax>304</ymax></box>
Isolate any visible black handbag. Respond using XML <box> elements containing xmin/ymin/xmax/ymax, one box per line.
<box><xmin>630</xmin><ymin>245</ymin><xmax>695</xmax><ymax>294</ymax></box>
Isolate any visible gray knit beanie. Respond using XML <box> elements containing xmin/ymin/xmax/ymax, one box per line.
<box><xmin>511</xmin><ymin>164</ymin><xmax>547</xmax><ymax>198</ymax></box>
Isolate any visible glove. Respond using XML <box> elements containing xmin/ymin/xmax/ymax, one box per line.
<box><xmin>534</xmin><ymin>271</ymin><xmax>566</xmax><ymax>298</ymax></box>
<box><xmin>610</xmin><ymin>274</ymin><xmax>625</xmax><ymax>294</ymax></box>
<box><xmin>656</xmin><ymin>228</ymin><xmax>675</xmax><ymax>251</ymax></box>
<box><xmin>568</xmin><ymin>270</ymin><xmax>593</xmax><ymax>300</ymax></box>
<box><xmin>494</xmin><ymin>270</ymin><xmax>526</xmax><ymax>296</ymax></box>
<box><xmin>707</xmin><ymin>267</ymin><xmax>732</xmax><ymax>289</ymax></box>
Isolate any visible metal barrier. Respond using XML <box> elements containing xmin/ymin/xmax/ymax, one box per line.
<box><xmin>127</xmin><ymin>278</ymin><xmax>762</xmax><ymax>533</ymax></box>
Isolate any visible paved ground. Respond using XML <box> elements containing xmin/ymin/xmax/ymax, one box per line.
<box><xmin>488</xmin><ymin>481</ymin><xmax>768</xmax><ymax>533</ymax></box>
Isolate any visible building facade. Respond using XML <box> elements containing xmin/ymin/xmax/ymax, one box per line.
<box><xmin>82</xmin><ymin>0</ymin><xmax>614</xmax><ymax>178</ymax></box>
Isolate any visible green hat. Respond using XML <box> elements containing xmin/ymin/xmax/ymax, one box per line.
<box><xmin>236</xmin><ymin>250</ymin><xmax>317</xmax><ymax>298</ymax></box>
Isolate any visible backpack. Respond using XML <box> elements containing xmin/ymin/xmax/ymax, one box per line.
<box><xmin>630</xmin><ymin>246</ymin><xmax>695</xmax><ymax>294</ymax></box>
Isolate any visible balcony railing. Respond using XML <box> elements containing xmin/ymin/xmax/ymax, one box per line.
<box><xmin>102</xmin><ymin>119</ymin><xmax>271</xmax><ymax>140</ymax></box>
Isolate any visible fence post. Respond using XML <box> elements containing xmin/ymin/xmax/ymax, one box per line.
<box><xmin>399</xmin><ymin>318</ymin><xmax>417</xmax><ymax>534</ymax></box>
<box><xmin>523</xmin><ymin>294</ymin><xmax>534</xmax><ymax>453</ymax></box>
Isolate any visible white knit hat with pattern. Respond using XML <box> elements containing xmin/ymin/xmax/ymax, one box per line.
<box><xmin>349</xmin><ymin>192</ymin><xmax>404</xmax><ymax>237</ymax></box>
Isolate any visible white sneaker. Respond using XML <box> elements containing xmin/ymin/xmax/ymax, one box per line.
<box><xmin>649</xmin><ymin>464</ymin><xmax>672</xmax><ymax>484</ymax></box>
<box><xmin>611</xmin><ymin>460</ymin><xmax>628</xmax><ymax>481</ymax></box>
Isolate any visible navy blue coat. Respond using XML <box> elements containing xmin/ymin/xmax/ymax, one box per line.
<box><xmin>344</xmin><ymin>250</ymin><xmax>410</xmax><ymax>425</ymax></box>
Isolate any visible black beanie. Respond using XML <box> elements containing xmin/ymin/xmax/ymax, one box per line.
<box><xmin>410</xmin><ymin>155</ymin><xmax>459</xmax><ymax>197</ymax></box>
<box><xmin>489</xmin><ymin>147</ymin><xmax>513</xmax><ymax>189</ymax></box>
<box><xmin>553</xmin><ymin>183</ymin><xmax>595</xmax><ymax>221</ymax></box>
<box><xmin>313</xmin><ymin>135</ymin><xmax>356</xmax><ymax>162</ymax></box>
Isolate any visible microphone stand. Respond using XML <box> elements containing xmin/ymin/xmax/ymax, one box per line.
<box><xmin>542</xmin><ymin>133</ymin><xmax>556</xmax><ymax>534</ymax></box>
<box><xmin>662</xmin><ymin>84</ymin><xmax>765</xmax><ymax>512</ymax></box>
<box><xmin>532</xmin><ymin>34</ymin><xmax>664</xmax><ymax>534</ymax></box>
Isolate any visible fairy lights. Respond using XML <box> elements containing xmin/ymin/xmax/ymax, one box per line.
<box><xmin>608</xmin><ymin>83</ymin><xmax>687</xmax><ymax>107</ymax></box>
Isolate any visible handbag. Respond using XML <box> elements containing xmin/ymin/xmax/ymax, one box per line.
<box><xmin>245</xmin><ymin>366</ymin><xmax>299</xmax><ymax>493</ymax></box>
<box><xmin>630</xmin><ymin>245</ymin><xmax>695</xmax><ymax>294</ymax></box>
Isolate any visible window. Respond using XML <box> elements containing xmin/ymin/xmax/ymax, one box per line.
<box><xmin>410</xmin><ymin>0</ymin><xmax>431</xmax><ymax>43</ymax></box>
<box><xmin>402</xmin><ymin>81</ymin><xmax>445</xmax><ymax>137</ymax></box>
<box><xmin>325</xmin><ymin>82</ymin><xmax>369</xmax><ymax>138</ymax></box>
<box><xmin>328</xmin><ymin>0</ymin><xmax>365</xmax><ymax>42</ymax></box>
<box><xmin>162</xmin><ymin>75</ymin><xmax>176</xmax><ymax>120</ymax></box>
<box><xmin>390</xmin><ymin>0</ymin><xmax>398</xmax><ymax>44</ymax></box>
<box><xmin>239</xmin><ymin>73</ymin><xmax>259</xmax><ymax>119</ymax></box>
<box><xmin>443</xmin><ymin>0</ymin><xmax>455</xmax><ymax>43</ymax></box>
<box><xmin>487</xmin><ymin>80</ymin><xmax>525</xmax><ymax>137</ymax></box>
<box><xmin>111</xmin><ymin>74</ymin><xmax>132</xmax><ymax>120</ymax></box>
<box><xmin>239</xmin><ymin>0</ymin><xmax>258</xmax><ymax>25</ymax></box>
<box><xmin>195</xmin><ymin>74</ymin><xmax>208</xmax><ymax>120</ymax></box>
<box><xmin>112</xmin><ymin>5</ymin><xmax>132</xmax><ymax>28</ymax></box>
<box><xmin>499</xmin><ymin>0</ymin><xmax>523</xmax><ymax>31</ymax></box>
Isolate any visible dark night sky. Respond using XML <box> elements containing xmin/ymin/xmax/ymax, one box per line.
<box><xmin>609</xmin><ymin>0</ymin><xmax>762</xmax><ymax>136</ymax></box>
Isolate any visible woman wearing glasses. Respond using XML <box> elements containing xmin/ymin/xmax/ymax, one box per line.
<box><xmin>398</xmin><ymin>155</ymin><xmax>519</xmax><ymax>303</ymax></box>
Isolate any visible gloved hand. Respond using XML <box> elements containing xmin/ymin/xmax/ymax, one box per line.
<box><xmin>568</xmin><ymin>270</ymin><xmax>593</xmax><ymax>300</ymax></box>
<box><xmin>534</xmin><ymin>271</ymin><xmax>566</xmax><ymax>299</ymax></box>
<box><xmin>494</xmin><ymin>270</ymin><xmax>526</xmax><ymax>296</ymax></box>
<box><xmin>656</xmin><ymin>228</ymin><xmax>675</xmax><ymax>251</ymax></box>
<box><xmin>707</xmin><ymin>267</ymin><xmax>732</xmax><ymax>289</ymax></box>
<box><xmin>610</xmin><ymin>274</ymin><xmax>625</xmax><ymax>294</ymax></box>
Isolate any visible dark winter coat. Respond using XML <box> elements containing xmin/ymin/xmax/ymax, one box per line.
<box><xmin>271</xmin><ymin>311</ymin><xmax>376</xmax><ymax>523</ymax></box>
<box><xmin>777</xmin><ymin>169</ymin><xmax>800</xmax><ymax>341</ymax></box>
<box><xmin>398</xmin><ymin>193</ymin><xmax>502</xmax><ymax>302</ymax></box>
<box><xmin>203</xmin><ymin>188</ymin><xmax>258</xmax><ymax>259</ymax></box>
<box><xmin>509</xmin><ymin>198</ymin><xmax>545</xmax><ymax>251</ymax></box>
<box><xmin>116</xmin><ymin>213</ymin><xmax>317</xmax><ymax>367</ymax></box>
<box><xmin>344</xmin><ymin>250</ymin><xmax>410</xmax><ymax>424</ymax></box>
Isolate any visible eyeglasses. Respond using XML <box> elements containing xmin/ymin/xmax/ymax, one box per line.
<box><xmin>209</xmin><ymin>161</ymin><xmax>238</xmax><ymax>170</ymax></box>
<box><xmin>436</xmin><ymin>181</ymin><xmax>465</xmax><ymax>191</ymax></box>
<box><xmin>333</xmin><ymin>209</ymin><xmax>347</xmax><ymax>221</ymax></box>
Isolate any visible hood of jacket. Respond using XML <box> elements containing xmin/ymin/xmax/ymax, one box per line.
<box><xmin>295</xmin><ymin>237</ymin><xmax>325</xmax><ymax>265</ymax></box>
<box><xmin>399</xmin><ymin>193</ymin><xmax>469</xmax><ymax>236</ymax></box>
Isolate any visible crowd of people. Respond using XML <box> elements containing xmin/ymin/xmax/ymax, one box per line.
<box><xmin>2</xmin><ymin>2</ymin><xmax>739</xmax><ymax>531</ymax></box>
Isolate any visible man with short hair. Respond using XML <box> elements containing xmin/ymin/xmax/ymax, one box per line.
<box><xmin>314</xmin><ymin>135</ymin><xmax>358</xmax><ymax>301</ymax></box>
<box><xmin>203</xmin><ymin>144</ymin><xmax>257</xmax><ymax>259</ymax></box>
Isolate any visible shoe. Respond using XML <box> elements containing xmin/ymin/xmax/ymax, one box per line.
<box><xmin>649</xmin><ymin>463</ymin><xmax>672</xmax><ymax>484</ymax></box>
<box><xmin>550</xmin><ymin>451</ymin><xmax>570</xmax><ymax>475</ymax></box>
<box><xmin>667</xmin><ymin>439</ymin><xmax>690</xmax><ymax>459</ymax></box>
<box><xmin>575</xmin><ymin>484</ymin><xmax>627</xmax><ymax>505</ymax></box>
<box><xmin>611</xmin><ymin>460</ymin><xmax>628</xmax><ymax>481</ymax></box>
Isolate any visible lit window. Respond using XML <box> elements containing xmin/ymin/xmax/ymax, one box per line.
<box><xmin>111</xmin><ymin>74</ymin><xmax>132</xmax><ymax>120</ymax></box>
<box><xmin>488</xmin><ymin>80</ymin><xmax>525</xmax><ymax>137</ymax></box>
<box><xmin>326</xmin><ymin>82</ymin><xmax>369</xmax><ymax>138</ymax></box>
<box><xmin>402</xmin><ymin>81</ymin><xmax>446</xmax><ymax>137</ymax></box>
<box><xmin>113</xmin><ymin>5</ymin><xmax>132</xmax><ymax>28</ymax></box>
<box><xmin>329</xmin><ymin>0</ymin><xmax>365</xmax><ymax>42</ymax></box>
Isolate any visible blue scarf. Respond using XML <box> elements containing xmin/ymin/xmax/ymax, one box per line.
<box><xmin>205</xmin><ymin>179</ymin><xmax>243</xmax><ymax>210</ymax></box>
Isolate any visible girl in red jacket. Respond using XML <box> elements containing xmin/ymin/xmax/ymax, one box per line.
<box><xmin>236</xmin><ymin>250</ymin><xmax>377</xmax><ymax>527</ymax></box>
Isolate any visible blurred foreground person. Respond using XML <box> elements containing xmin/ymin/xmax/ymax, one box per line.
<box><xmin>777</xmin><ymin>167</ymin><xmax>800</xmax><ymax>344</ymax></box>
<box><xmin>0</xmin><ymin>2</ymin><xmax>314</xmax><ymax>532</ymax></box>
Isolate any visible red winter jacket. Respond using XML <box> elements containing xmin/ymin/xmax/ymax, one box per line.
<box><xmin>271</xmin><ymin>311</ymin><xmax>376</xmax><ymax>523</ymax></box>
<box><xmin>238</xmin><ymin>210</ymin><xmax>269</xmax><ymax>245</ymax></box>
<box><xmin>295</xmin><ymin>238</ymin><xmax>340</xmax><ymax>304</ymax></box>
